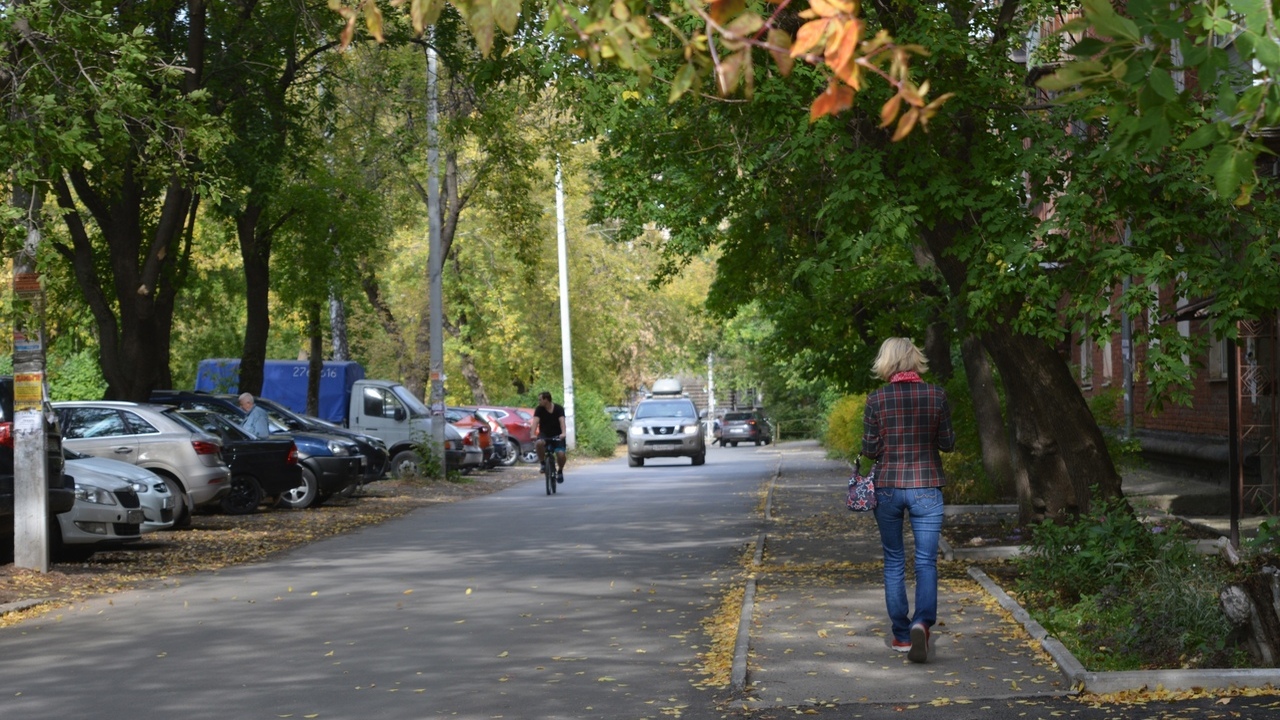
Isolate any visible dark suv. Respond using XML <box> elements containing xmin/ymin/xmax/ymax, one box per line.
<box><xmin>719</xmin><ymin>409</ymin><xmax>773</xmax><ymax>447</ymax></box>
<box><xmin>2</xmin><ymin>376</ymin><xmax>75</xmax><ymax>560</ymax></box>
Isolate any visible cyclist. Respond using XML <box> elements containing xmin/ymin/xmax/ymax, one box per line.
<box><xmin>531</xmin><ymin>391</ymin><xmax>567</xmax><ymax>483</ymax></box>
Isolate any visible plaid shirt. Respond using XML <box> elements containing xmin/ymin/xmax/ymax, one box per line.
<box><xmin>861</xmin><ymin>380</ymin><xmax>955</xmax><ymax>489</ymax></box>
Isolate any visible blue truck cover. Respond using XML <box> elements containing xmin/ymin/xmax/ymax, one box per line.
<box><xmin>194</xmin><ymin>359</ymin><xmax>365</xmax><ymax>424</ymax></box>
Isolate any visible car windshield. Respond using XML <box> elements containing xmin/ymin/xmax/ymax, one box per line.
<box><xmin>176</xmin><ymin>409</ymin><xmax>253</xmax><ymax>441</ymax></box>
<box><xmin>634</xmin><ymin>400</ymin><xmax>696</xmax><ymax>420</ymax></box>
<box><xmin>724</xmin><ymin>412</ymin><xmax>753</xmax><ymax>422</ymax></box>
<box><xmin>257</xmin><ymin>400</ymin><xmax>308</xmax><ymax>430</ymax></box>
<box><xmin>392</xmin><ymin>385</ymin><xmax>432</xmax><ymax>418</ymax></box>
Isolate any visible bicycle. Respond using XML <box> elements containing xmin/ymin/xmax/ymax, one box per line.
<box><xmin>540</xmin><ymin>436</ymin><xmax>564</xmax><ymax>495</ymax></box>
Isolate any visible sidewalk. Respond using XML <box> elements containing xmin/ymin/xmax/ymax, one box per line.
<box><xmin>739</xmin><ymin>442</ymin><xmax>1068</xmax><ymax>709</ymax></box>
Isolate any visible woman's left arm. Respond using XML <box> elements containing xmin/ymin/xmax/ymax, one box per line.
<box><xmin>936</xmin><ymin>393</ymin><xmax>956</xmax><ymax>453</ymax></box>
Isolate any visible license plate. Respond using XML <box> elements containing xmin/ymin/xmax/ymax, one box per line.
<box><xmin>126</xmin><ymin>509</ymin><xmax>145</xmax><ymax>524</ymax></box>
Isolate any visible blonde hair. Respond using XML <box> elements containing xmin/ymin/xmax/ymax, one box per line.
<box><xmin>871</xmin><ymin>337</ymin><xmax>928</xmax><ymax>381</ymax></box>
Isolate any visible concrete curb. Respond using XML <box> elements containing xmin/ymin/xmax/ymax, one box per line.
<box><xmin>969</xmin><ymin>566</ymin><xmax>1280</xmax><ymax>693</ymax></box>
<box><xmin>732</xmin><ymin>453</ymin><xmax>782</xmax><ymax>691</ymax></box>
<box><xmin>0</xmin><ymin>598</ymin><xmax>55</xmax><ymax>617</ymax></box>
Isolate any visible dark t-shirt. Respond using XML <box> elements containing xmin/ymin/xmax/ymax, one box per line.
<box><xmin>534</xmin><ymin>403</ymin><xmax>566</xmax><ymax>439</ymax></box>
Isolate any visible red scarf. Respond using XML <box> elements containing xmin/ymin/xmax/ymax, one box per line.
<box><xmin>889</xmin><ymin>371</ymin><xmax>922</xmax><ymax>383</ymax></box>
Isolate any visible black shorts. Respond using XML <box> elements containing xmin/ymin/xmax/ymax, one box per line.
<box><xmin>540</xmin><ymin>437</ymin><xmax>566</xmax><ymax>452</ymax></box>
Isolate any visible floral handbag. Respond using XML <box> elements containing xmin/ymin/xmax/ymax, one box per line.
<box><xmin>846</xmin><ymin>458</ymin><xmax>878</xmax><ymax>512</ymax></box>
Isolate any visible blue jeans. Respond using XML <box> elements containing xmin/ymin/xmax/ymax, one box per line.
<box><xmin>872</xmin><ymin>486</ymin><xmax>944</xmax><ymax>643</ymax></box>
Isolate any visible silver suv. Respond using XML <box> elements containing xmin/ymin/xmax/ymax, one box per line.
<box><xmin>626</xmin><ymin>380</ymin><xmax>706</xmax><ymax>467</ymax></box>
<box><xmin>54</xmin><ymin>402</ymin><xmax>232</xmax><ymax>527</ymax></box>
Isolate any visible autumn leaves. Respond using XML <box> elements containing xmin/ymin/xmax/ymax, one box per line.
<box><xmin>331</xmin><ymin>0</ymin><xmax>951</xmax><ymax>139</ymax></box>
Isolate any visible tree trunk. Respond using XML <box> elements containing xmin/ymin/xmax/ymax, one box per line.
<box><xmin>330</xmin><ymin>293</ymin><xmax>349</xmax><ymax>361</ymax></box>
<box><xmin>238</xmin><ymin>204</ymin><xmax>270</xmax><ymax>396</ymax></box>
<box><xmin>359</xmin><ymin>264</ymin><xmax>414</xmax><ymax>382</ymax></box>
<box><xmin>961</xmin><ymin>336</ymin><xmax>1015</xmax><ymax>499</ymax></box>
<box><xmin>924</xmin><ymin>321</ymin><xmax>954</xmax><ymax>382</ymax></box>
<box><xmin>306</xmin><ymin>303</ymin><xmax>323</xmax><ymax>417</ymax></box>
<box><xmin>51</xmin><ymin>170</ymin><xmax>193</xmax><ymax>402</ymax></box>
<box><xmin>921</xmin><ymin>222</ymin><xmax>1121</xmax><ymax>523</ymax></box>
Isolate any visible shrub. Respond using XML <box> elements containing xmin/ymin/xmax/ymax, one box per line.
<box><xmin>569</xmin><ymin>388</ymin><xmax>618</xmax><ymax>458</ymax></box>
<box><xmin>822</xmin><ymin>394</ymin><xmax>866</xmax><ymax>460</ymax></box>
<box><xmin>1014</xmin><ymin>489</ymin><xmax>1245</xmax><ymax>670</ymax></box>
<box><xmin>48</xmin><ymin>348</ymin><xmax>107</xmax><ymax>401</ymax></box>
<box><xmin>1016</xmin><ymin>490</ymin><xmax>1157</xmax><ymax>604</ymax></box>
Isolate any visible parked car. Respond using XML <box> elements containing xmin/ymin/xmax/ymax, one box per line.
<box><xmin>53</xmin><ymin>401</ymin><xmax>232</xmax><ymax>528</ymax></box>
<box><xmin>473</xmin><ymin>406</ymin><xmax>536</xmax><ymax>464</ymax></box>
<box><xmin>463</xmin><ymin>409</ymin><xmax>516</xmax><ymax>466</ymax></box>
<box><xmin>448</xmin><ymin>407</ymin><xmax>508</xmax><ymax>469</ymax></box>
<box><xmin>65</xmin><ymin>449</ymin><xmax>175</xmax><ymax>533</ymax></box>
<box><xmin>149</xmin><ymin>391</ymin><xmax>364</xmax><ymax>509</ymax></box>
<box><xmin>170</xmin><ymin>409</ymin><xmax>302</xmax><ymax>514</ymax></box>
<box><xmin>626</xmin><ymin>379</ymin><xmax>707</xmax><ymax>467</ymax></box>
<box><xmin>720</xmin><ymin>409</ymin><xmax>773</xmax><ymax>447</ymax></box>
<box><xmin>53</xmin><ymin>464</ymin><xmax>145</xmax><ymax>562</ymax></box>
<box><xmin>2</xmin><ymin>376</ymin><xmax>76</xmax><ymax>561</ymax></box>
<box><xmin>605</xmin><ymin>405</ymin><xmax>632</xmax><ymax>444</ymax></box>
<box><xmin>244</xmin><ymin>396</ymin><xmax>388</xmax><ymax>484</ymax></box>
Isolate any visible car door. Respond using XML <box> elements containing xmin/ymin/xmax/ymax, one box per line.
<box><xmin>354</xmin><ymin>385</ymin><xmax>411</xmax><ymax>446</ymax></box>
<box><xmin>59</xmin><ymin>407</ymin><xmax>140</xmax><ymax>465</ymax></box>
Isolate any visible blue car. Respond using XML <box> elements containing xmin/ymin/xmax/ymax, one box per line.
<box><xmin>150</xmin><ymin>391</ymin><xmax>363</xmax><ymax>509</ymax></box>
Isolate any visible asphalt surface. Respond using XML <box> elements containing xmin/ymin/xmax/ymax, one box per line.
<box><xmin>3</xmin><ymin>441</ymin><xmax>1278</xmax><ymax>720</ymax></box>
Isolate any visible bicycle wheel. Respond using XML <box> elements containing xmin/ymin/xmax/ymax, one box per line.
<box><xmin>544</xmin><ymin>453</ymin><xmax>555</xmax><ymax>495</ymax></box>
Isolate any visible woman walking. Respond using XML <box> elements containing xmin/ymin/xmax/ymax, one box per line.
<box><xmin>862</xmin><ymin>337</ymin><xmax>955</xmax><ymax>663</ymax></box>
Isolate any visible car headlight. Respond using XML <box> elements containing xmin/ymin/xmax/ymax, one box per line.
<box><xmin>128</xmin><ymin>481</ymin><xmax>148</xmax><ymax>494</ymax></box>
<box><xmin>75</xmin><ymin>484</ymin><xmax>118</xmax><ymax>505</ymax></box>
<box><xmin>629</xmin><ymin>425</ymin><xmax>643</xmax><ymax>437</ymax></box>
<box><xmin>327</xmin><ymin>440</ymin><xmax>349</xmax><ymax>456</ymax></box>
<box><xmin>682</xmin><ymin>424</ymin><xmax>700</xmax><ymax>434</ymax></box>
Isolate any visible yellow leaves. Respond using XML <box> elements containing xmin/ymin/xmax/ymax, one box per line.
<box><xmin>465</xmin><ymin>587</ymin><xmax>472</xmax><ymax>595</ymax></box>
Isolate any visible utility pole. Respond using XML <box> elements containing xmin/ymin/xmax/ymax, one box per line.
<box><xmin>555</xmin><ymin>159</ymin><xmax>576</xmax><ymax>448</ymax></box>
<box><xmin>11</xmin><ymin>184</ymin><xmax>51</xmax><ymax>571</ymax></box>
<box><xmin>425</xmin><ymin>38</ymin><xmax>446</xmax><ymax>477</ymax></box>
<box><xmin>706</xmin><ymin>353</ymin><xmax>715</xmax><ymax>434</ymax></box>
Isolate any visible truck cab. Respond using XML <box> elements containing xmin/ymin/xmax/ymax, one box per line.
<box><xmin>350</xmin><ymin>380</ymin><xmax>481</xmax><ymax>475</ymax></box>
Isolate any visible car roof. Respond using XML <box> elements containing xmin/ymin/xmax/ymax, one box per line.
<box><xmin>53</xmin><ymin>400</ymin><xmax>172</xmax><ymax>412</ymax></box>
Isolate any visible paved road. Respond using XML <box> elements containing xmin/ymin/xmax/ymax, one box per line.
<box><xmin>0</xmin><ymin>445</ymin><xmax>777</xmax><ymax>720</ymax></box>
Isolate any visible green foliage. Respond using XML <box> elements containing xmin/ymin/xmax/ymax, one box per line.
<box><xmin>567</xmin><ymin>388</ymin><xmax>619</xmax><ymax>458</ymax></box>
<box><xmin>939</xmin><ymin>374</ymin><xmax>999</xmax><ymax>505</ymax></box>
<box><xmin>47</xmin><ymin>348</ymin><xmax>106</xmax><ymax>401</ymax></box>
<box><xmin>1014</xmin><ymin>488</ymin><xmax>1244</xmax><ymax>669</ymax></box>
<box><xmin>1016</xmin><ymin>491</ymin><xmax>1158</xmax><ymax>604</ymax></box>
<box><xmin>1087</xmin><ymin>386</ymin><xmax>1143</xmax><ymax>471</ymax></box>
<box><xmin>408</xmin><ymin>430</ymin><xmax>452</xmax><ymax>481</ymax></box>
<box><xmin>0</xmin><ymin>356</ymin><xmax>11</xmax><ymax>375</ymax></box>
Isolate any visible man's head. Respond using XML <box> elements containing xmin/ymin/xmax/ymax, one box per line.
<box><xmin>238</xmin><ymin>392</ymin><xmax>256</xmax><ymax>411</ymax></box>
<box><xmin>538</xmin><ymin>391</ymin><xmax>553</xmax><ymax>409</ymax></box>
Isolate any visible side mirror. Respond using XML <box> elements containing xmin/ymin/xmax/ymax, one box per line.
<box><xmin>699</xmin><ymin>410</ymin><xmax>707</xmax><ymax>419</ymax></box>
<box><xmin>394</xmin><ymin>407</ymin><xmax>407</xmax><ymax>422</ymax></box>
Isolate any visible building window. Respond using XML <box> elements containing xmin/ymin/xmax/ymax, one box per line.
<box><xmin>1208</xmin><ymin>334</ymin><xmax>1230</xmax><ymax>381</ymax></box>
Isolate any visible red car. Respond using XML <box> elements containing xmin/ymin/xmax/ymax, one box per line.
<box><xmin>471</xmin><ymin>406</ymin><xmax>537</xmax><ymax>464</ymax></box>
<box><xmin>445</xmin><ymin>407</ymin><xmax>496</xmax><ymax>469</ymax></box>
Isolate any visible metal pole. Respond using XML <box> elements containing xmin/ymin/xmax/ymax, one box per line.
<box><xmin>706</xmin><ymin>353</ymin><xmax>715</xmax><ymax>434</ymax></box>
<box><xmin>11</xmin><ymin>183</ymin><xmax>50</xmax><ymax>571</ymax></box>
<box><xmin>1121</xmin><ymin>223</ymin><xmax>1134</xmax><ymax>439</ymax></box>
<box><xmin>1227</xmin><ymin>329</ymin><xmax>1241</xmax><ymax>549</ymax></box>
<box><xmin>425</xmin><ymin>39</ymin><xmax>446</xmax><ymax>477</ymax></box>
<box><xmin>555</xmin><ymin>159</ymin><xmax>575</xmax><ymax>449</ymax></box>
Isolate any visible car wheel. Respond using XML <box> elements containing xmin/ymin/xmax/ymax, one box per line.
<box><xmin>518</xmin><ymin>444</ymin><xmax>540</xmax><ymax>464</ymax></box>
<box><xmin>692</xmin><ymin>453</ymin><xmax>705</xmax><ymax>466</ymax></box>
<box><xmin>499</xmin><ymin>442</ymin><xmax>519</xmax><ymax>467</ymax></box>
<box><xmin>391</xmin><ymin>450</ymin><xmax>423</xmax><ymax>479</ymax></box>
<box><xmin>220</xmin><ymin>475</ymin><xmax>262</xmax><ymax>515</ymax></box>
<box><xmin>616</xmin><ymin>431</ymin><xmax>626</xmax><ymax>445</ymax></box>
<box><xmin>277</xmin><ymin>467</ymin><xmax>319</xmax><ymax>509</ymax></box>
<box><xmin>730</xmin><ymin>441</ymin><xmax>738</xmax><ymax>448</ymax></box>
<box><xmin>161</xmin><ymin>476</ymin><xmax>192</xmax><ymax>529</ymax></box>
<box><xmin>628</xmin><ymin>454</ymin><xmax>643</xmax><ymax>467</ymax></box>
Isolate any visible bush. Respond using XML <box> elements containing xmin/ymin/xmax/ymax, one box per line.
<box><xmin>1014</xmin><ymin>489</ymin><xmax>1244</xmax><ymax>670</ymax></box>
<box><xmin>48</xmin><ymin>348</ymin><xmax>107</xmax><ymax>401</ymax></box>
<box><xmin>822</xmin><ymin>394</ymin><xmax>866</xmax><ymax>460</ymax></box>
<box><xmin>569</xmin><ymin>388</ymin><xmax>618</xmax><ymax>458</ymax></box>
